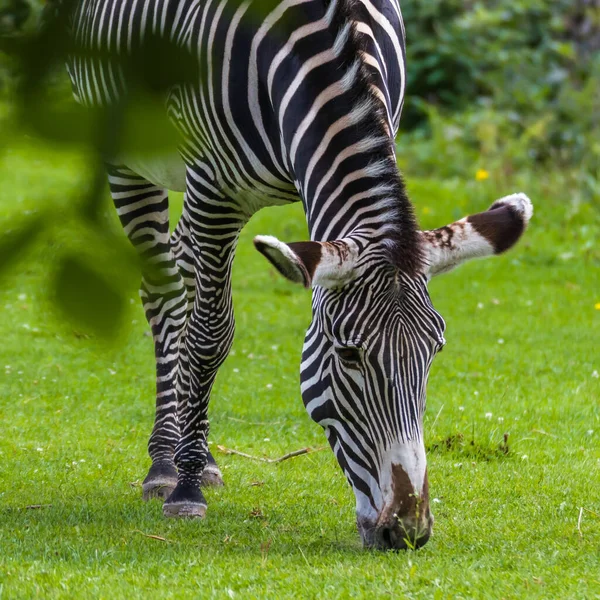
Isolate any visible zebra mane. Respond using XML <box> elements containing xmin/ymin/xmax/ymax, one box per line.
<box><xmin>324</xmin><ymin>0</ymin><xmax>423</xmax><ymax>275</ymax></box>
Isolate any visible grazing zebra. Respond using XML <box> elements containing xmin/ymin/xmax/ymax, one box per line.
<box><xmin>60</xmin><ymin>0</ymin><xmax>533</xmax><ymax>549</ymax></box>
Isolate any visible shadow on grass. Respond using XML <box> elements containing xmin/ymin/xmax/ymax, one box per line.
<box><xmin>1</xmin><ymin>491</ymin><xmax>377</xmax><ymax>562</ymax></box>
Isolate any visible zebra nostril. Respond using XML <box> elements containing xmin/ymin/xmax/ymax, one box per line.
<box><xmin>375</xmin><ymin>521</ymin><xmax>431</xmax><ymax>551</ymax></box>
<box><xmin>376</xmin><ymin>524</ymin><xmax>406</xmax><ymax>550</ymax></box>
<box><xmin>381</xmin><ymin>526</ymin><xmax>393</xmax><ymax>548</ymax></box>
<box><xmin>414</xmin><ymin>529</ymin><xmax>431</xmax><ymax>549</ymax></box>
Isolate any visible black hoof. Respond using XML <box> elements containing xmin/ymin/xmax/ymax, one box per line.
<box><xmin>142</xmin><ymin>461</ymin><xmax>178</xmax><ymax>502</ymax></box>
<box><xmin>163</xmin><ymin>481</ymin><xmax>207</xmax><ymax>519</ymax></box>
<box><xmin>201</xmin><ymin>455</ymin><xmax>224</xmax><ymax>487</ymax></box>
<box><xmin>200</xmin><ymin>463</ymin><xmax>224</xmax><ymax>487</ymax></box>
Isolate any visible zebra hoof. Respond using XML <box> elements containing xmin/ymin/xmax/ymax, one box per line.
<box><xmin>142</xmin><ymin>462</ymin><xmax>178</xmax><ymax>502</ymax></box>
<box><xmin>163</xmin><ymin>483</ymin><xmax>207</xmax><ymax>518</ymax></box>
<box><xmin>163</xmin><ymin>501</ymin><xmax>207</xmax><ymax>519</ymax></box>
<box><xmin>142</xmin><ymin>480</ymin><xmax>177</xmax><ymax>501</ymax></box>
<box><xmin>201</xmin><ymin>464</ymin><xmax>224</xmax><ymax>487</ymax></box>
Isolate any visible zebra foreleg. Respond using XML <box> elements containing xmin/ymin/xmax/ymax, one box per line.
<box><xmin>170</xmin><ymin>205</ymin><xmax>224</xmax><ymax>488</ymax></box>
<box><xmin>163</xmin><ymin>179</ymin><xmax>245</xmax><ymax>518</ymax></box>
<box><xmin>107</xmin><ymin>165</ymin><xmax>184</xmax><ymax>500</ymax></box>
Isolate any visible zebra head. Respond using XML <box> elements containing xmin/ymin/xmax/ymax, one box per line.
<box><xmin>255</xmin><ymin>193</ymin><xmax>533</xmax><ymax>550</ymax></box>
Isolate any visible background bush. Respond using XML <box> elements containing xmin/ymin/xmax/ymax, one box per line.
<box><xmin>400</xmin><ymin>0</ymin><xmax>600</xmax><ymax>179</ymax></box>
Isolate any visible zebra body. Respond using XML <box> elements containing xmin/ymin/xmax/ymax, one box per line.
<box><xmin>68</xmin><ymin>0</ymin><xmax>407</xmax><ymax>212</ymax></box>
<box><xmin>63</xmin><ymin>0</ymin><xmax>533</xmax><ymax>549</ymax></box>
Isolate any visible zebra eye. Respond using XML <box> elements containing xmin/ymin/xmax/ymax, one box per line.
<box><xmin>335</xmin><ymin>346</ymin><xmax>361</xmax><ymax>365</ymax></box>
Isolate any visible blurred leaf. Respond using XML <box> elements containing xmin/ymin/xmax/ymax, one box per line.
<box><xmin>116</xmin><ymin>92</ymin><xmax>181</xmax><ymax>158</ymax></box>
<box><xmin>0</xmin><ymin>214</ymin><xmax>44</xmax><ymax>278</ymax></box>
<box><xmin>15</xmin><ymin>99</ymin><xmax>98</xmax><ymax>146</ymax></box>
<box><xmin>0</xmin><ymin>0</ymin><xmax>30</xmax><ymax>35</ymax></box>
<box><xmin>53</xmin><ymin>255</ymin><xmax>125</xmax><ymax>340</ymax></box>
<box><xmin>79</xmin><ymin>158</ymin><xmax>112</xmax><ymax>224</ymax></box>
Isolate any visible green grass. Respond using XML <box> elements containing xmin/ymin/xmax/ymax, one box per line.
<box><xmin>0</xmin><ymin>140</ymin><xmax>599</xmax><ymax>599</ymax></box>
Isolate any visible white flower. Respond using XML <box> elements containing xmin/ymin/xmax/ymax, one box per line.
<box><xmin>459</xmin><ymin>406</ymin><xmax>465</xmax><ymax>411</ymax></box>
<box><xmin>521</xmin><ymin>455</ymin><xmax>528</xmax><ymax>460</ymax></box>
<box><xmin>477</xmin><ymin>303</ymin><xmax>484</xmax><ymax>310</ymax></box>
<box><xmin>18</xmin><ymin>293</ymin><xmax>27</xmax><ymax>301</ymax></box>
<box><xmin>36</xmin><ymin>447</ymin><xmax>43</xmax><ymax>452</ymax></box>
<box><xmin>497</xmin><ymin>417</ymin><xmax>504</xmax><ymax>423</ymax></box>
<box><xmin>497</xmin><ymin>338</ymin><xmax>505</xmax><ymax>345</ymax></box>
<box><xmin>485</xmin><ymin>412</ymin><xmax>493</xmax><ymax>419</ymax></box>
<box><xmin>233</xmin><ymin>368</ymin><xmax>240</xmax><ymax>373</ymax></box>
<box><xmin>266</xmin><ymin>383</ymin><xmax>273</xmax><ymax>390</ymax></box>
<box><xmin>592</xmin><ymin>370</ymin><xmax>599</xmax><ymax>379</ymax></box>
<box><xmin>432</xmin><ymin>498</ymin><xmax>441</xmax><ymax>504</ymax></box>
<box><xmin>264</xmin><ymin>438</ymin><xmax>270</xmax><ymax>442</ymax></box>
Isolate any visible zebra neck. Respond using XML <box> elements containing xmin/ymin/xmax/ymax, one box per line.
<box><xmin>269</xmin><ymin>0</ymin><xmax>421</xmax><ymax>272</ymax></box>
<box><xmin>299</xmin><ymin>141</ymin><xmax>404</xmax><ymax>243</ymax></box>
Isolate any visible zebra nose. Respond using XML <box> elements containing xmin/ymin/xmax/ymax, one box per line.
<box><xmin>375</xmin><ymin>519</ymin><xmax>431</xmax><ymax>551</ymax></box>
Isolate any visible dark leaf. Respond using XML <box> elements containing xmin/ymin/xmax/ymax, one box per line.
<box><xmin>0</xmin><ymin>215</ymin><xmax>44</xmax><ymax>279</ymax></box>
<box><xmin>53</xmin><ymin>255</ymin><xmax>125</xmax><ymax>340</ymax></box>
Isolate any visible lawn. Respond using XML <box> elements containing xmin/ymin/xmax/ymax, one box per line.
<box><xmin>0</xmin><ymin>139</ymin><xmax>599</xmax><ymax>599</ymax></box>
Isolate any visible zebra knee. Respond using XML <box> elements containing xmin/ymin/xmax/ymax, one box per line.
<box><xmin>191</xmin><ymin>336</ymin><xmax>234</xmax><ymax>373</ymax></box>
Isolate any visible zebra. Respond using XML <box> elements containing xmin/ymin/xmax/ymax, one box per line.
<box><xmin>60</xmin><ymin>0</ymin><xmax>533</xmax><ymax>549</ymax></box>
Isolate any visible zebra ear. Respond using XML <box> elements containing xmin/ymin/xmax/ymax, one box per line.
<box><xmin>253</xmin><ymin>236</ymin><xmax>359</xmax><ymax>289</ymax></box>
<box><xmin>422</xmin><ymin>193</ymin><xmax>533</xmax><ymax>278</ymax></box>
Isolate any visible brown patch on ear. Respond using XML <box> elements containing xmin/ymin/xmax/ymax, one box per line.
<box><xmin>429</xmin><ymin>222</ymin><xmax>466</xmax><ymax>250</ymax></box>
<box><xmin>468</xmin><ymin>204</ymin><xmax>525</xmax><ymax>254</ymax></box>
<box><xmin>288</xmin><ymin>241</ymin><xmax>323</xmax><ymax>281</ymax></box>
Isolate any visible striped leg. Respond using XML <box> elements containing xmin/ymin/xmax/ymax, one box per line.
<box><xmin>107</xmin><ymin>164</ymin><xmax>184</xmax><ymax>500</ymax></box>
<box><xmin>163</xmin><ymin>169</ymin><xmax>245</xmax><ymax>517</ymax></box>
<box><xmin>169</xmin><ymin>204</ymin><xmax>224</xmax><ymax>487</ymax></box>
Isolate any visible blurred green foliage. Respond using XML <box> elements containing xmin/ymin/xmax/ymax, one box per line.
<box><xmin>0</xmin><ymin>0</ymin><xmax>42</xmax><ymax>91</ymax></box>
